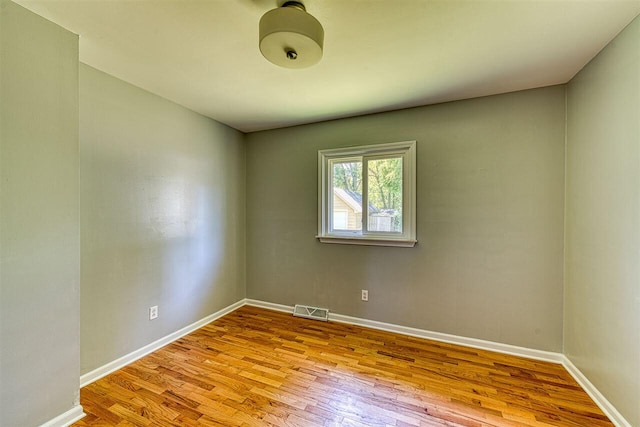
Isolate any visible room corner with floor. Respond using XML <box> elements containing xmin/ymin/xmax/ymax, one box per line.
<box><xmin>1</xmin><ymin>1</ymin><xmax>639</xmax><ymax>426</ymax></box>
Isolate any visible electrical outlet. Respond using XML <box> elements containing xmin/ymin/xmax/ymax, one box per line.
<box><xmin>149</xmin><ymin>305</ymin><xmax>158</xmax><ymax>320</ymax></box>
<box><xmin>361</xmin><ymin>290</ymin><xmax>369</xmax><ymax>301</ymax></box>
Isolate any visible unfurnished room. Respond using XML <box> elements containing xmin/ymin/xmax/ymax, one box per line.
<box><xmin>0</xmin><ymin>0</ymin><xmax>639</xmax><ymax>426</ymax></box>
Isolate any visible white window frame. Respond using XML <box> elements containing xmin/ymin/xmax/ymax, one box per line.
<box><xmin>317</xmin><ymin>140</ymin><xmax>417</xmax><ymax>247</ymax></box>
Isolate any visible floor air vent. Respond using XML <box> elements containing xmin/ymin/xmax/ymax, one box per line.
<box><xmin>293</xmin><ymin>304</ymin><xmax>329</xmax><ymax>322</ymax></box>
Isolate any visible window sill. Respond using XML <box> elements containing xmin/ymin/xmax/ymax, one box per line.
<box><xmin>316</xmin><ymin>235</ymin><xmax>417</xmax><ymax>248</ymax></box>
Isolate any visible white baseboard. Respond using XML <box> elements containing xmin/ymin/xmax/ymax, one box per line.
<box><xmin>330</xmin><ymin>312</ymin><xmax>564</xmax><ymax>363</ymax></box>
<box><xmin>561</xmin><ymin>356</ymin><xmax>631</xmax><ymax>427</ymax></box>
<box><xmin>245</xmin><ymin>299</ymin><xmax>293</xmax><ymax>314</ymax></box>
<box><xmin>244</xmin><ymin>299</ymin><xmax>563</xmax><ymax>364</ymax></box>
<box><xmin>80</xmin><ymin>299</ymin><xmax>245</xmax><ymax>387</ymax></box>
<box><xmin>39</xmin><ymin>405</ymin><xmax>84</xmax><ymax>427</ymax></box>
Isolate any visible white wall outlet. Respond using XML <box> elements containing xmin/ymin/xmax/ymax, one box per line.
<box><xmin>361</xmin><ymin>290</ymin><xmax>369</xmax><ymax>301</ymax></box>
<box><xmin>149</xmin><ymin>305</ymin><xmax>158</xmax><ymax>320</ymax></box>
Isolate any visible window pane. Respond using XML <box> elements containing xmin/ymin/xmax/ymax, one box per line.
<box><xmin>367</xmin><ymin>157</ymin><xmax>402</xmax><ymax>233</ymax></box>
<box><xmin>332</xmin><ymin>161</ymin><xmax>362</xmax><ymax>231</ymax></box>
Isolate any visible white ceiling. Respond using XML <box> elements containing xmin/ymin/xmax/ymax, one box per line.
<box><xmin>15</xmin><ymin>0</ymin><xmax>640</xmax><ymax>133</ymax></box>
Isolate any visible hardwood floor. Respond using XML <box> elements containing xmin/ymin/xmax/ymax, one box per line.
<box><xmin>74</xmin><ymin>306</ymin><xmax>612</xmax><ymax>426</ymax></box>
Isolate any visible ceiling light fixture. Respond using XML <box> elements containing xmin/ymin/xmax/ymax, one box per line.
<box><xmin>259</xmin><ymin>1</ymin><xmax>324</xmax><ymax>69</ymax></box>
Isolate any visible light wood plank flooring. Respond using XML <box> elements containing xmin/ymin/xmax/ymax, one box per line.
<box><xmin>74</xmin><ymin>306</ymin><xmax>612</xmax><ymax>426</ymax></box>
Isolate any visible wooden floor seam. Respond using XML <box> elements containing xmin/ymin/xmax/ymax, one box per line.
<box><xmin>74</xmin><ymin>306</ymin><xmax>612</xmax><ymax>426</ymax></box>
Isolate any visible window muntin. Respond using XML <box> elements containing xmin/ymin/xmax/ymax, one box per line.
<box><xmin>318</xmin><ymin>141</ymin><xmax>416</xmax><ymax>247</ymax></box>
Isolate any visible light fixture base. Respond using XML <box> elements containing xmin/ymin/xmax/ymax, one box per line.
<box><xmin>259</xmin><ymin>2</ymin><xmax>324</xmax><ymax>69</ymax></box>
<box><xmin>281</xmin><ymin>1</ymin><xmax>305</xmax><ymax>12</ymax></box>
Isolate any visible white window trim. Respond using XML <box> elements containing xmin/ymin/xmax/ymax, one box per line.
<box><xmin>317</xmin><ymin>140</ymin><xmax>417</xmax><ymax>248</ymax></box>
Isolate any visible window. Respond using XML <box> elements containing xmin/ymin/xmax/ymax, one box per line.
<box><xmin>317</xmin><ymin>141</ymin><xmax>416</xmax><ymax>247</ymax></box>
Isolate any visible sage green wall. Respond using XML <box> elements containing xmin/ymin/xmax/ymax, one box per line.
<box><xmin>79</xmin><ymin>64</ymin><xmax>246</xmax><ymax>374</ymax></box>
<box><xmin>246</xmin><ymin>86</ymin><xmax>566</xmax><ymax>352</ymax></box>
<box><xmin>565</xmin><ymin>15</ymin><xmax>640</xmax><ymax>426</ymax></box>
<box><xmin>0</xmin><ymin>1</ymin><xmax>80</xmax><ymax>425</ymax></box>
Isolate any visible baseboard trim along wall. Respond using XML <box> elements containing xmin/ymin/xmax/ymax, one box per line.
<box><xmin>78</xmin><ymin>297</ymin><xmax>630</xmax><ymax>427</ymax></box>
<box><xmin>79</xmin><ymin>299</ymin><xmax>245</xmax><ymax>387</ymax></box>
<box><xmin>244</xmin><ymin>299</ymin><xmax>563</xmax><ymax>363</ymax></box>
<box><xmin>38</xmin><ymin>405</ymin><xmax>84</xmax><ymax>427</ymax></box>
<box><xmin>561</xmin><ymin>356</ymin><xmax>631</xmax><ymax>427</ymax></box>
